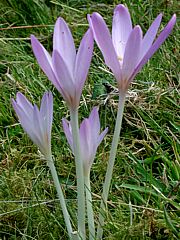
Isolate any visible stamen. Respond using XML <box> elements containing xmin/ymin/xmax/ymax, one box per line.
<box><xmin>118</xmin><ymin>56</ymin><xmax>123</xmax><ymax>61</ymax></box>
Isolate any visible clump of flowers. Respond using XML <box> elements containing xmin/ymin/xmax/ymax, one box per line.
<box><xmin>12</xmin><ymin>4</ymin><xmax>176</xmax><ymax>240</ymax></box>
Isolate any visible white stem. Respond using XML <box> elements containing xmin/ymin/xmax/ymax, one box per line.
<box><xmin>84</xmin><ymin>173</ymin><xmax>95</xmax><ymax>240</ymax></box>
<box><xmin>96</xmin><ymin>92</ymin><xmax>126</xmax><ymax>239</ymax></box>
<box><xmin>46</xmin><ymin>155</ymin><xmax>73</xmax><ymax>239</ymax></box>
<box><xmin>70</xmin><ymin>109</ymin><xmax>86</xmax><ymax>240</ymax></box>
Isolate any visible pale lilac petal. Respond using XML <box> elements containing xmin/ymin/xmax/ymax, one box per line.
<box><xmin>88</xmin><ymin>127</ymin><xmax>108</xmax><ymax>171</ymax></box>
<box><xmin>112</xmin><ymin>4</ymin><xmax>132</xmax><ymax>59</ymax></box>
<box><xmin>140</xmin><ymin>13</ymin><xmax>162</xmax><ymax>60</ymax></box>
<box><xmin>88</xmin><ymin>107</ymin><xmax>100</xmax><ymax>136</ymax></box>
<box><xmin>31</xmin><ymin>35</ymin><xmax>60</xmax><ymax>87</ymax></box>
<box><xmin>40</xmin><ymin>92</ymin><xmax>48</xmax><ymax>116</ymax></box>
<box><xmin>31</xmin><ymin>35</ymin><xmax>64</xmax><ymax>96</ymax></box>
<box><xmin>62</xmin><ymin>118</ymin><xmax>73</xmax><ymax>151</ymax></box>
<box><xmin>97</xmin><ymin>127</ymin><xmax>108</xmax><ymax>146</ymax></box>
<box><xmin>80</xmin><ymin>119</ymin><xmax>91</xmax><ymax>157</ymax></box>
<box><xmin>131</xmin><ymin>14</ymin><xmax>176</xmax><ymax>81</ymax></box>
<box><xmin>80</xmin><ymin>118</ymin><xmax>95</xmax><ymax>174</ymax></box>
<box><xmin>33</xmin><ymin>105</ymin><xmax>44</xmax><ymax>143</ymax></box>
<box><xmin>53</xmin><ymin>17</ymin><xmax>76</xmax><ymax>75</ymax></box>
<box><xmin>122</xmin><ymin>26</ymin><xmax>142</xmax><ymax>82</ymax></box>
<box><xmin>74</xmin><ymin>28</ymin><xmax>94</xmax><ymax>98</ymax></box>
<box><xmin>46</xmin><ymin>92</ymin><xmax>53</xmax><ymax>136</ymax></box>
<box><xmin>40</xmin><ymin>92</ymin><xmax>53</xmax><ymax>141</ymax></box>
<box><xmin>16</xmin><ymin>92</ymin><xmax>33</xmax><ymax>117</ymax></box>
<box><xmin>52</xmin><ymin>50</ymin><xmax>75</xmax><ymax>105</ymax></box>
<box><xmin>33</xmin><ymin>104</ymin><xmax>50</xmax><ymax>155</ymax></box>
<box><xmin>12</xmin><ymin>99</ymin><xmax>42</xmax><ymax>149</ymax></box>
<box><xmin>12</xmin><ymin>99</ymin><xmax>30</xmax><ymax>125</ymax></box>
<box><xmin>88</xmin><ymin>13</ymin><xmax>121</xmax><ymax>80</ymax></box>
<box><xmin>12</xmin><ymin>99</ymin><xmax>33</xmax><ymax>129</ymax></box>
<box><xmin>21</xmin><ymin>121</ymin><xmax>41</xmax><ymax>148</ymax></box>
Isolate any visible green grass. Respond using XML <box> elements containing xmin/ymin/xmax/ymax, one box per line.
<box><xmin>0</xmin><ymin>0</ymin><xmax>179</xmax><ymax>239</ymax></box>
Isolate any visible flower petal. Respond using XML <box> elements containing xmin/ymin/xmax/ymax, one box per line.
<box><xmin>52</xmin><ymin>50</ymin><xmax>76</xmax><ymax>106</ymax></box>
<box><xmin>33</xmin><ymin>104</ymin><xmax>50</xmax><ymax>155</ymax></box>
<box><xmin>88</xmin><ymin>107</ymin><xmax>100</xmax><ymax>136</ymax></box>
<box><xmin>131</xmin><ymin>14</ymin><xmax>176</xmax><ymax>80</ymax></box>
<box><xmin>80</xmin><ymin>118</ymin><xmax>91</xmax><ymax>157</ymax></box>
<box><xmin>97</xmin><ymin>127</ymin><xmax>108</xmax><ymax>146</ymax></box>
<box><xmin>40</xmin><ymin>92</ymin><xmax>53</xmax><ymax>143</ymax></box>
<box><xmin>31</xmin><ymin>35</ymin><xmax>62</xmax><ymax>94</ymax></box>
<box><xmin>122</xmin><ymin>26</ymin><xmax>142</xmax><ymax>83</ymax></box>
<box><xmin>140</xmin><ymin>13</ymin><xmax>162</xmax><ymax>60</ymax></box>
<box><xmin>88</xmin><ymin>13</ymin><xmax>121</xmax><ymax>80</ymax></box>
<box><xmin>12</xmin><ymin>99</ymin><xmax>42</xmax><ymax>149</ymax></box>
<box><xmin>33</xmin><ymin>105</ymin><xmax>44</xmax><ymax>143</ymax></box>
<box><xmin>53</xmin><ymin>17</ymin><xmax>76</xmax><ymax>75</ymax></box>
<box><xmin>16</xmin><ymin>92</ymin><xmax>33</xmax><ymax>117</ymax></box>
<box><xmin>74</xmin><ymin>28</ymin><xmax>94</xmax><ymax>98</ymax></box>
<box><xmin>62</xmin><ymin>118</ymin><xmax>73</xmax><ymax>151</ymax></box>
<box><xmin>112</xmin><ymin>4</ymin><xmax>132</xmax><ymax>60</ymax></box>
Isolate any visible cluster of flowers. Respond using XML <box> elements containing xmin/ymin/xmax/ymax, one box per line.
<box><xmin>12</xmin><ymin>4</ymin><xmax>176</xmax><ymax>240</ymax></box>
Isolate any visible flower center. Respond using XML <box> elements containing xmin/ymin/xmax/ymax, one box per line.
<box><xmin>118</xmin><ymin>56</ymin><xmax>123</xmax><ymax>61</ymax></box>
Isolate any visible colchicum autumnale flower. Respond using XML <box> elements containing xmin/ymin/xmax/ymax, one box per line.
<box><xmin>31</xmin><ymin>17</ymin><xmax>94</xmax><ymax>110</ymax></box>
<box><xmin>62</xmin><ymin>107</ymin><xmax>108</xmax><ymax>175</ymax></box>
<box><xmin>88</xmin><ymin>4</ymin><xmax>176</xmax><ymax>92</ymax></box>
<box><xmin>12</xmin><ymin>92</ymin><xmax>53</xmax><ymax>158</ymax></box>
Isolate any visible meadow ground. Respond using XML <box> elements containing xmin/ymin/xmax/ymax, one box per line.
<box><xmin>0</xmin><ymin>0</ymin><xmax>179</xmax><ymax>239</ymax></box>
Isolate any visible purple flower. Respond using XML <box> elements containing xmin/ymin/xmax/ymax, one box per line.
<box><xmin>31</xmin><ymin>18</ymin><xmax>94</xmax><ymax>110</ymax></box>
<box><xmin>12</xmin><ymin>92</ymin><xmax>53</xmax><ymax>157</ymax></box>
<box><xmin>88</xmin><ymin>4</ymin><xmax>176</xmax><ymax>92</ymax></box>
<box><xmin>62</xmin><ymin>107</ymin><xmax>108</xmax><ymax>175</ymax></box>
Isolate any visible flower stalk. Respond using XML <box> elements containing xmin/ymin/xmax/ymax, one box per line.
<box><xmin>46</xmin><ymin>154</ymin><xmax>73</xmax><ymax>239</ymax></box>
<box><xmin>70</xmin><ymin>109</ymin><xmax>86</xmax><ymax>240</ymax></box>
<box><xmin>84</xmin><ymin>173</ymin><xmax>95</xmax><ymax>240</ymax></box>
<box><xmin>97</xmin><ymin>91</ymin><xmax>126</xmax><ymax>239</ymax></box>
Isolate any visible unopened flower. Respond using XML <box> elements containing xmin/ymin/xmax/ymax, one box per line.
<box><xmin>88</xmin><ymin>4</ymin><xmax>176</xmax><ymax>92</ymax></box>
<box><xmin>31</xmin><ymin>18</ymin><xmax>94</xmax><ymax>110</ymax></box>
<box><xmin>12</xmin><ymin>92</ymin><xmax>53</xmax><ymax>157</ymax></box>
<box><xmin>62</xmin><ymin>107</ymin><xmax>108</xmax><ymax>175</ymax></box>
